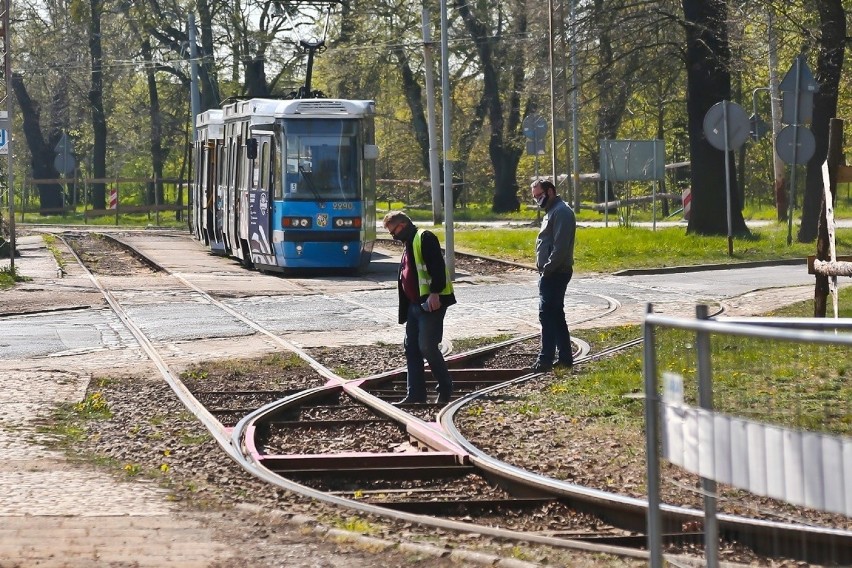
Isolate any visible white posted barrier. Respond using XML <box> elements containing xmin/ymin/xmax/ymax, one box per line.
<box><xmin>661</xmin><ymin>374</ymin><xmax>851</xmax><ymax>517</ymax></box>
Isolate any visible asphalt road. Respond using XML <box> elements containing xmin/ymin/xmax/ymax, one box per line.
<box><xmin>1</xmin><ymin>232</ymin><xmax>844</xmax><ymax>361</ymax></box>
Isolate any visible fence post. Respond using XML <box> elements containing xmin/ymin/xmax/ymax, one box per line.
<box><xmin>155</xmin><ymin>174</ymin><xmax>160</xmax><ymax>226</ymax></box>
<box><xmin>643</xmin><ymin>303</ymin><xmax>663</xmax><ymax>567</ymax></box>
<box><xmin>83</xmin><ymin>178</ymin><xmax>88</xmax><ymax>224</ymax></box>
<box><xmin>695</xmin><ymin>304</ymin><xmax>719</xmax><ymax>567</ymax></box>
<box><xmin>815</xmin><ymin>118</ymin><xmax>844</xmax><ymax>317</ymax></box>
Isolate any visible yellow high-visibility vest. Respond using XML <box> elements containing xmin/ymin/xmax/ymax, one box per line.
<box><xmin>413</xmin><ymin>230</ymin><xmax>454</xmax><ymax>297</ymax></box>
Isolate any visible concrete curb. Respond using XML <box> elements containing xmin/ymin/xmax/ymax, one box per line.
<box><xmin>613</xmin><ymin>257</ymin><xmax>806</xmax><ymax>276</ymax></box>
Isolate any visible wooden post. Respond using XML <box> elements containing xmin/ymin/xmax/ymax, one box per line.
<box><xmin>814</xmin><ymin>118</ymin><xmax>843</xmax><ymax>317</ymax></box>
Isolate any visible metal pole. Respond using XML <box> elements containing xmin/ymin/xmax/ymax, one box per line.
<box><xmin>422</xmin><ymin>8</ymin><xmax>442</xmax><ymax>224</ymax></box>
<box><xmin>787</xmin><ymin>56</ymin><xmax>802</xmax><ymax>246</ymax></box>
<box><xmin>188</xmin><ymin>15</ymin><xmax>201</xmax><ymax>144</ymax></box>
<box><xmin>547</xmin><ymin>0</ymin><xmax>557</xmax><ymax>184</ymax></box>
<box><xmin>695</xmin><ymin>304</ymin><xmax>719</xmax><ymax>568</ymax></box>
<box><xmin>722</xmin><ymin>101</ymin><xmax>733</xmax><ymax>256</ymax></box>
<box><xmin>439</xmin><ymin>0</ymin><xmax>454</xmax><ymax>279</ymax></box>
<box><xmin>570</xmin><ymin>0</ymin><xmax>580</xmax><ymax>210</ymax></box>
<box><xmin>4</xmin><ymin>0</ymin><xmax>14</xmax><ymax>271</ymax></box>
<box><xmin>643</xmin><ymin>303</ymin><xmax>663</xmax><ymax>567</ymax></box>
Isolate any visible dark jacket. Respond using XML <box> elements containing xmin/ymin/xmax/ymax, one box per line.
<box><xmin>535</xmin><ymin>196</ymin><xmax>576</xmax><ymax>276</ymax></box>
<box><xmin>397</xmin><ymin>226</ymin><xmax>457</xmax><ymax>324</ymax></box>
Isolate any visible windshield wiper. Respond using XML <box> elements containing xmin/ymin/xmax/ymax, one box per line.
<box><xmin>298</xmin><ymin>165</ymin><xmax>325</xmax><ymax>203</ymax></box>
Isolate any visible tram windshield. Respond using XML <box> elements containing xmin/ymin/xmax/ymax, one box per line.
<box><xmin>282</xmin><ymin>119</ymin><xmax>359</xmax><ymax>200</ymax></box>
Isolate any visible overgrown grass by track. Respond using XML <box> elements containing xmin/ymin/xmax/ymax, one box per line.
<box><xmin>436</xmin><ymin>224</ymin><xmax>852</xmax><ymax>274</ymax></box>
<box><xmin>531</xmin><ymin>287</ymin><xmax>852</xmax><ymax>436</ymax></box>
<box><xmin>18</xmin><ymin>209</ymin><xmax>186</xmax><ymax>229</ymax></box>
<box><xmin>0</xmin><ymin>264</ymin><xmax>32</xmax><ymax>289</ymax></box>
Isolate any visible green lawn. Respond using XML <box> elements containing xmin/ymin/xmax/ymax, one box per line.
<box><xmin>437</xmin><ymin>224</ymin><xmax>851</xmax><ymax>274</ymax></box>
<box><xmin>535</xmin><ymin>286</ymin><xmax>852</xmax><ymax>435</ymax></box>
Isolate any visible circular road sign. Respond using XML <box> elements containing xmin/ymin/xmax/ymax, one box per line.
<box><xmin>703</xmin><ymin>101</ymin><xmax>750</xmax><ymax>151</ymax></box>
<box><xmin>775</xmin><ymin>125</ymin><xmax>816</xmax><ymax>165</ymax></box>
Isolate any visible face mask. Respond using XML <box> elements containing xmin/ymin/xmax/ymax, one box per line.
<box><xmin>390</xmin><ymin>223</ymin><xmax>408</xmax><ymax>241</ymax></box>
<box><xmin>535</xmin><ymin>193</ymin><xmax>548</xmax><ymax>208</ymax></box>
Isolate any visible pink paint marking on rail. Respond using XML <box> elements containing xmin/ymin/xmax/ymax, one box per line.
<box><xmin>406</xmin><ymin>420</ymin><xmax>469</xmax><ymax>461</ymax></box>
<box><xmin>242</xmin><ymin>424</ymin><xmax>264</xmax><ymax>461</ymax></box>
<box><xmin>257</xmin><ymin>451</ymin><xmax>458</xmax><ymax>461</ymax></box>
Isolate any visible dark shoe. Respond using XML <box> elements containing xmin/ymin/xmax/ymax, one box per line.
<box><xmin>530</xmin><ymin>360</ymin><xmax>553</xmax><ymax>373</ymax></box>
<box><xmin>392</xmin><ymin>396</ymin><xmax>427</xmax><ymax>406</ymax></box>
<box><xmin>435</xmin><ymin>392</ymin><xmax>452</xmax><ymax>405</ymax></box>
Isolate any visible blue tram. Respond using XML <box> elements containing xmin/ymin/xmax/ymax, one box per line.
<box><xmin>191</xmin><ymin>97</ymin><xmax>378</xmax><ymax>273</ymax></box>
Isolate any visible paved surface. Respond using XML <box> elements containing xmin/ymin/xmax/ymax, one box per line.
<box><xmin>0</xmin><ymin>230</ymin><xmax>847</xmax><ymax>566</ymax></box>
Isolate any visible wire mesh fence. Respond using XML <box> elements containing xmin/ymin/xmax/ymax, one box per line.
<box><xmin>643</xmin><ymin>306</ymin><xmax>851</xmax><ymax>566</ymax></box>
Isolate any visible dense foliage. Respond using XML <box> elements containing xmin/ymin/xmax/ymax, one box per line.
<box><xmin>5</xmin><ymin>0</ymin><xmax>850</xmax><ymax>236</ymax></box>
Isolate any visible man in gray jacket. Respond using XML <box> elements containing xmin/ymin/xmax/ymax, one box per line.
<box><xmin>530</xmin><ymin>179</ymin><xmax>576</xmax><ymax>372</ymax></box>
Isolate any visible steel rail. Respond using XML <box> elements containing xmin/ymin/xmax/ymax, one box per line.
<box><xmin>64</xmin><ymin>230</ymin><xmax>660</xmax><ymax>561</ymax></box>
<box><xmin>230</xmin><ymin>386</ymin><xmax>652</xmax><ymax>561</ymax></box>
<box><xmin>437</xmin><ymin>344</ymin><xmax>852</xmax><ymax>564</ymax></box>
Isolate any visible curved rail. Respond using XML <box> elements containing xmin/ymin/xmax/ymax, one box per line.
<box><xmin>59</xmin><ymin>230</ymin><xmax>843</xmax><ymax>564</ymax></box>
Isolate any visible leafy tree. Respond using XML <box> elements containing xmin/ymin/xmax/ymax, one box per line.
<box><xmin>10</xmin><ymin>74</ymin><xmax>65</xmax><ymax>211</ymax></box>
<box><xmin>454</xmin><ymin>0</ymin><xmax>528</xmax><ymax>213</ymax></box>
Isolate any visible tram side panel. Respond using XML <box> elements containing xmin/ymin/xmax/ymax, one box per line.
<box><xmin>247</xmin><ymin>134</ymin><xmax>278</xmax><ymax>267</ymax></box>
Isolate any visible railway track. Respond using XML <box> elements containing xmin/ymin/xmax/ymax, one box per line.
<box><xmin>52</xmin><ymin>229</ymin><xmax>852</xmax><ymax>566</ymax></box>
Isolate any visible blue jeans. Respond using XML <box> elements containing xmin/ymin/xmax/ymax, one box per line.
<box><xmin>538</xmin><ymin>271</ymin><xmax>573</xmax><ymax>364</ymax></box>
<box><xmin>404</xmin><ymin>303</ymin><xmax>452</xmax><ymax>400</ymax></box>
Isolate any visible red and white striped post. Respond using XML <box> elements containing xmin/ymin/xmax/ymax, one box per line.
<box><xmin>682</xmin><ymin>187</ymin><xmax>692</xmax><ymax>221</ymax></box>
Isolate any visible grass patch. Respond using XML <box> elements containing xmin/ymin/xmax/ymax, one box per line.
<box><xmin>38</xmin><ymin>392</ymin><xmax>113</xmax><ymax>448</ymax></box>
<box><xmin>41</xmin><ymin>234</ymin><xmax>68</xmax><ymax>272</ymax></box>
<box><xmin>73</xmin><ymin>392</ymin><xmax>112</xmax><ymax>419</ymax></box>
<box><xmin>0</xmin><ymin>264</ymin><xmax>33</xmax><ymax>289</ymax></box>
<box><xmin>433</xmin><ymin>224</ymin><xmax>850</xmax><ymax>274</ymax></box>
<box><xmin>179</xmin><ymin>352</ymin><xmax>310</xmax><ymax>385</ymax></box>
<box><xmin>19</xmin><ymin>208</ymin><xmax>186</xmax><ymax>229</ymax></box>
<box><xmin>328</xmin><ymin>515</ymin><xmax>377</xmax><ymax>534</ymax></box>
<box><xmin>533</xmin><ymin>287</ymin><xmax>852</xmax><ymax>435</ymax></box>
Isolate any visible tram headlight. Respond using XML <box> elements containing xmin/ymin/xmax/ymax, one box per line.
<box><xmin>282</xmin><ymin>217</ymin><xmax>312</xmax><ymax>228</ymax></box>
<box><xmin>333</xmin><ymin>217</ymin><xmax>362</xmax><ymax>228</ymax></box>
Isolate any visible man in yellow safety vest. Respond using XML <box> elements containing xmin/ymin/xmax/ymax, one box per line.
<box><xmin>383</xmin><ymin>211</ymin><xmax>457</xmax><ymax>405</ymax></box>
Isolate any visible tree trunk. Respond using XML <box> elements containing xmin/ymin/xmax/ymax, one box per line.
<box><xmin>10</xmin><ymin>74</ymin><xmax>64</xmax><ymax>212</ymax></box>
<box><xmin>393</xmin><ymin>46</ymin><xmax>430</xmax><ymax>176</ymax></box>
<box><xmin>766</xmin><ymin>7</ymin><xmax>787</xmax><ymax>221</ymax></box>
<box><xmin>88</xmin><ymin>0</ymin><xmax>106</xmax><ymax>210</ymax></box>
<box><xmin>243</xmin><ymin>57</ymin><xmax>269</xmax><ymax>97</ymax></box>
<box><xmin>455</xmin><ymin>0</ymin><xmax>523</xmax><ymax>213</ymax></box>
<box><xmin>142</xmin><ymin>38</ymin><xmax>165</xmax><ymax>207</ymax></box>
<box><xmin>197</xmin><ymin>0</ymin><xmax>221</xmax><ymax>110</ymax></box>
<box><xmin>682</xmin><ymin>0</ymin><xmax>748</xmax><ymax>236</ymax></box>
<box><xmin>798</xmin><ymin>0</ymin><xmax>845</xmax><ymax>243</ymax></box>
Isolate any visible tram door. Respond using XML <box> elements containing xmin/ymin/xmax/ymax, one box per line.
<box><xmin>247</xmin><ymin>133</ymin><xmax>276</xmax><ymax>267</ymax></box>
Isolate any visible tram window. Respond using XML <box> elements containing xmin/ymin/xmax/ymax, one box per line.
<box><xmin>219</xmin><ymin>146</ymin><xmax>226</xmax><ymax>187</ymax></box>
<box><xmin>273</xmin><ymin>145</ymin><xmax>282</xmax><ymax>200</ymax></box>
<box><xmin>282</xmin><ymin>119</ymin><xmax>360</xmax><ymax>200</ymax></box>
<box><xmin>261</xmin><ymin>141</ymin><xmax>270</xmax><ymax>189</ymax></box>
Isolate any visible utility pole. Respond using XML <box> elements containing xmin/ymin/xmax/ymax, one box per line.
<box><xmin>1</xmin><ymin>0</ymin><xmax>14</xmax><ymax>271</ymax></box>
<box><xmin>188</xmin><ymin>14</ymin><xmax>201</xmax><ymax>143</ymax></box>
